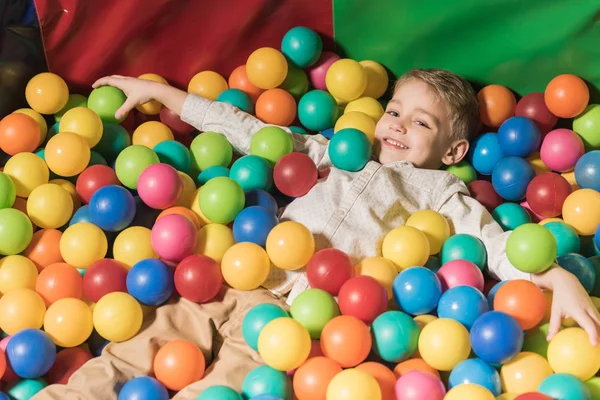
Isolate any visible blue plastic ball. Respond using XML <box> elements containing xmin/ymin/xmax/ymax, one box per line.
<box><xmin>321</xmin><ymin>127</ymin><xmax>334</xmax><ymax>139</ymax></box>
<box><xmin>298</xmin><ymin>90</ymin><xmax>338</xmax><ymax>132</ymax></box>
<box><xmin>557</xmin><ymin>253</ymin><xmax>596</xmax><ymax>293</ymax></box>
<box><xmin>438</xmin><ymin>287</ymin><xmax>488</xmax><ymax>331</ymax></box>
<box><xmin>93</xmin><ymin>123</ymin><xmax>131</xmax><ymax>163</ymax></box>
<box><xmin>229</xmin><ymin>155</ymin><xmax>273</xmax><ymax>191</ymax></box>
<box><xmin>88</xmin><ymin>185</ymin><xmax>136</xmax><ymax>231</ymax></box>
<box><xmin>0</xmin><ymin>392</ymin><xmax>8</xmax><ymax>400</ymax></box>
<box><xmin>575</xmin><ymin>150</ymin><xmax>600</xmax><ymax>192</ymax></box>
<box><xmin>491</xmin><ymin>156</ymin><xmax>536</xmax><ymax>201</ymax></box>
<box><xmin>197</xmin><ymin>165</ymin><xmax>230</xmax><ymax>186</ymax></box>
<box><xmin>118</xmin><ymin>376</ymin><xmax>169</xmax><ymax>400</ymax></box>
<box><xmin>281</xmin><ymin>26</ymin><xmax>323</xmax><ymax>68</ymax></box>
<box><xmin>69</xmin><ymin>204</ymin><xmax>92</xmax><ymax>226</ymax></box>
<box><xmin>544</xmin><ymin>221</ymin><xmax>581</xmax><ymax>257</ymax></box>
<box><xmin>538</xmin><ymin>373</ymin><xmax>591</xmax><ymax>400</ymax></box>
<box><xmin>371</xmin><ymin>311</ymin><xmax>420</xmax><ymax>362</ymax></box>
<box><xmin>449</xmin><ymin>358</ymin><xmax>502</xmax><ymax>396</ymax></box>
<box><xmin>241</xmin><ymin>365</ymin><xmax>291</xmax><ymax>400</ymax></box>
<box><xmin>470</xmin><ymin>311</ymin><xmax>524</xmax><ymax>365</ymax></box>
<box><xmin>196</xmin><ymin>385</ymin><xmax>243</xmax><ymax>400</ymax></box>
<box><xmin>233</xmin><ymin>206</ymin><xmax>278</xmax><ymax>248</ymax></box>
<box><xmin>245</xmin><ymin>189</ymin><xmax>279</xmax><ymax>215</ymax></box>
<box><xmin>328</xmin><ymin>128</ymin><xmax>372</xmax><ymax>172</ymax></box>
<box><xmin>440</xmin><ymin>234</ymin><xmax>487</xmax><ymax>271</ymax></box>
<box><xmin>497</xmin><ymin>116</ymin><xmax>541</xmax><ymax>158</ymax></box>
<box><xmin>392</xmin><ymin>267</ymin><xmax>442</xmax><ymax>315</ymax></box>
<box><xmin>491</xmin><ymin>203</ymin><xmax>531</xmax><ymax>231</ymax></box>
<box><xmin>153</xmin><ymin>140</ymin><xmax>192</xmax><ymax>173</ymax></box>
<box><xmin>126</xmin><ymin>259</ymin><xmax>175</xmax><ymax>306</ymax></box>
<box><xmin>217</xmin><ymin>89</ymin><xmax>255</xmax><ymax>114</ymax></box>
<box><xmin>487</xmin><ymin>281</ymin><xmax>507</xmax><ymax>309</ymax></box>
<box><xmin>7</xmin><ymin>329</ymin><xmax>56</xmax><ymax>379</ymax></box>
<box><xmin>242</xmin><ymin>303</ymin><xmax>289</xmax><ymax>351</ymax></box>
<box><xmin>468</xmin><ymin>132</ymin><xmax>504</xmax><ymax>175</ymax></box>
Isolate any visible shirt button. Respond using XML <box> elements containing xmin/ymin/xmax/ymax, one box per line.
<box><xmin>336</xmin><ymin>209</ymin><xmax>345</xmax><ymax>216</ymax></box>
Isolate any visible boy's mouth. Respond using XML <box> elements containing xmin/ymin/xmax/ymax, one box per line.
<box><xmin>383</xmin><ymin>136</ymin><xmax>410</xmax><ymax>150</ymax></box>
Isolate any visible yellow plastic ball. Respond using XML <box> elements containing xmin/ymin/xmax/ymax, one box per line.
<box><xmin>500</xmin><ymin>351</ymin><xmax>553</xmax><ymax>394</ymax></box>
<box><xmin>547</xmin><ymin>327</ymin><xmax>600</xmax><ymax>381</ymax></box>
<box><xmin>345</xmin><ymin>97</ymin><xmax>385</xmax><ymax>121</ymax></box>
<box><xmin>496</xmin><ymin>394</ymin><xmax>518</xmax><ymax>400</ymax></box>
<box><xmin>3</xmin><ymin>152</ymin><xmax>49</xmax><ymax>197</ymax></box>
<box><xmin>137</xmin><ymin>73</ymin><xmax>168</xmax><ymax>115</ymax></box>
<box><xmin>175</xmin><ymin>172</ymin><xmax>197</xmax><ymax>208</ymax></box>
<box><xmin>246</xmin><ymin>48</ymin><xmax>288</xmax><ymax>90</ymax></box>
<box><xmin>381</xmin><ymin>226</ymin><xmax>430</xmax><ymax>272</ymax></box>
<box><xmin>258</xmin><ymin>317</ymin><xmax>311</xmax><ymax>371</ymax></box>
<box><xmin>444</xmin><ymin>384</ymin><xmax>495</xmax><ymax>400</ymax></box>
<box><xmin>25</xmin><ymin>72</ymin><xmax>69</xmax><ymax>115</ymax></box>
<box><xmin>132</xmin><ymin>121</ymin><xmax>174</xmax><ymax>149</ymax></box>
<box><xmin>93</xmin><ymin>292</ymin><xmax>143</xmax><ymax>342</ymax></box>
<box><xmin>113</xmin><ymin>226</ymin><xmax>157</xmax><ymax>269</ymax></box>
<box><xmin>189</xmin><ymin>187</ymin><xmax>214</xmax><ymax>226</ymax></box>
<box><xmin>359</xmin><ymin>60</ymin><xmax>389</xmax><ymax>99</ymax></box>
<box><xmin>221</xmin><ymin>242</ymin><xmax>270</xmax><ymax>290</ymax></box>
<box><xmin>562</xmin><ymin>189</ymin><xmax>600</xmax><ymax>235</ymax></box>
<box><xmin>266</xmin><ymin>221</ymin><xmax>315</xmax><ymax>271</ymax></box>
<box><xmin>417</xmin><ymin>318</ymin><xmax>471</xmax><ymax>371</ymax></box>
<box><xmin>326</xmin><ymin>59</ymin><xmax>367</xmax><ymax>102</ymax></box>
<box><xmin>13</xmin><ymin>108</ymin><xmax>48</xmax><ymax>144</ymax></box>
<box><xmin>405</xmin><ymin>210</ymin><xmax>451</xmax><ymax>255</ymax></box>
<box><xmin>45</xmin><ymin>132</ymin><xmax>91</xmax><ymax>177</ymax></box>
<box><xmin>326</xmin><ymin>368</ymin><xmax>382</xmax><ymax>400</ymax></box>
<box><xmin>195</xmin><ymin>223</ymin><xmax>235</xmax><ymax>263</ymax></box>
<box><xmin>591</xmin><ymin>296</ymin><xmax>600</xmax><ymax>310</ymax></box>
<box><xmin>0</xmin><ymin>255</ymin><xmax>38</xmax><ymax>294</ymax></box>
<box><xmin>0</xmin><ymin>288</ymin><xmax>46</xmax><ymax>335</ymax></box>
<box><xmin>49</xmin><ymin>178</ymin><xmax>81</xmax><ymax>210</ymax></box>
<box><xmin>60</xmin><ymin>222</ymin><xmax>107</xmax><ymax>269</ymax></box>
<box><xmin>413</xmin><ymin>314</ymin><xmax>437</xmax><ymax>331</ymax></box>
<box><xmin>188</xmin><ymin>71</ymin><xmax>229</xmax><ymax>100</ymax></box>
<box><xmin>59</xmin><ymin>107</ymin><xmax>103</xmax><ymax>147</ymax></box>
<box><xmin>334</xmin><ymin>111</ymin><xmax>376</xmax><ymax>142</ymax></box>
<box><xmin>44</xmin><ymin>298</ymin><xmax>93</xmax><ymax>347</ymax></box>
<box><xmin>526</xmin><ymin>152</ymin><xmax>550</xmax><ymax>176</ymax></box>
<box><xmin>356</xmin><ymin>256</ymin><xmax>398</xmax><ymax>299</ymax></box>
<box><xmin>27</xmin><ymin>183</ymin><xmax>74</xmax><ymax>229</ymax></box>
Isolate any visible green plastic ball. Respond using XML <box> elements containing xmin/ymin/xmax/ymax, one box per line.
<box><xmin>242</xmin><ymin>365</ymin><xmax>292</xmax><ymax>400</ymax></box>
<box><xmin>298</xmin><ymin>90</ymin><xmax>338</xmax><ymax>132</ymax></box>
<box><xmin>0</xmin><ymin>208</ymin><xmax>33</xmax><ymax>255</ymax></box>
<box><xmin>573</xmin><ymin>104</ymin><xmax>600</xmax><ymax>149</ymax></box>
<box><xmin>446</xmin><ymin>160</ymin><xmax>477</xmax><ymax>185</ymax></box>
<box><xmin>88</xmin><ymin>151</ymin><xmax>108</xmax><ymax>167</ymax></box>
<box><xmin>290</xmin><ymin>126</ymin><xmax>308</xmax><ymax>135</ymax></box>
<box><xmin>196</xmin><ymin>166</ymin><xmax>230</xmax><ymax>186</ymax></box>
<box><xmin>279</xmin><ymin>67</ymin><xmax>310</xmax><ymax>100</ymax></box>
<box><xmin>6</xmin><ymin>378</ymin><xmax>47</xmax><ymax>400</ymax></box>
<box><xmin>371</xmin><ymin>311</ymin><xmax>420</xmax><ymax>363</ymax></box>
<box><xmin>153</xmin><ymin>140</ymin><xmax>192</xmax><ymax>173</ymax></box>
<box><xmin>87</xmin><ymin>86</ymin><xmax>128</xmax><ymax>124</ymax></box>
<box><xmin>250</xmin><ymin>126</ymin><xmax>293</xmax><ymax>167</ymax></box>
<box><xmin>229</xmin><ymin>155</ymin><xmax>273</xmax><ymax>191</ymax></box>
<box><xmin>54</xmin><ymin>93</ymin><xmax>88</xmax><ymax>122</ymax></box>
<box><xmin>92</xmin><ymin>123</ymin><xmax>131</xmax><ymax>163</ymax></box>
<box><xmin>328</xmin><ymin>128</ymin><xmax>372</xmax><ymax>172</ymax></box>
<box><xmin>0</xmin><ymin>171</ymin><xmax>16</xmax><ymax>209</ymax></box>
<box><xmin>242</xmin><ymin>303</ymin><xmax>289</xmax><ymax>352</ymax></box>
<box><xmin>506</xmin><ymin>223</ymin><xmax>557</xmax><ymax>273</ymax></box>
<box><xmin>290</xmin><ymin>289</ymin><xmax>340</xmax><ymax>339</ymax></box>
<box><xmin>217</xmin><ymin>89</ymin><xmax>255</xmax><ymax>114</ymax></box>
<box><xmin>440</xmin><ymin>234</ymin><xmax>487</xmax><ymax>271</ymax></box>
<box><xmin>491</xmin><ymin>203</ymin><xmax>531</xmax><ymax>231</ymax></box>
<box><xmin>115</xmin><ymin>145</ymin><xmax>160</xmax><ymax>189</ymax></box>
<box><xmin>585</xmin><ymin>377</ymin><xmax>600</xmax><ymax>400</ymax></box>
<box><xmin>199</xmin><ymin>177</ymin><xmax>245</xmax><ymax>224</ymax></box>
<box><xmin>190</xmin><ymin>131</ymin><xmax>233</xmax><ymax>171</ymax></box>
<box><xmin>539</xmin><ymin>373</ymin><xmax>591</xmax><ymax>400</ymax></box>
<box><xmin>544</xmin><ymin>221</ymin><xmax>581</xmax><ymax>257</ymax></box>
<box><xmin>196</xmin><ymin>385</ymin><xmax>242</xmax><ymax>400</ymax></box>
<box><xmin>522</xmin><ymin>322</ymin><xmax>552</xmax><ymax>358</ymax></box>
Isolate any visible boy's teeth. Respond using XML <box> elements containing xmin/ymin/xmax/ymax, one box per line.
<box><xmin>385</xmin><ymin>138</ymin><xmax>408</xmax><ymax>149</ymax></box>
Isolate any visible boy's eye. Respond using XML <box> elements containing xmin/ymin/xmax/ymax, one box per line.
<box><xmin>386</xmin><ymin>111</ymin><xmax>399</xmax><ymax>117</ymax></box>
<box><xmin>415</xmin><ymin>120</ymin><xmax>430</xmax><ymax>129</ymax></box>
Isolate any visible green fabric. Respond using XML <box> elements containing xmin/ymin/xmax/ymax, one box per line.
<box><xmin>333</xmin><ymin>0</ymin><xmax>600</xmax><ymax>101</ymax></box>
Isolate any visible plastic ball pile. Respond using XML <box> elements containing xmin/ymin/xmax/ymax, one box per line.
<box><xmin>0</xmin><ymin>24</ymin><xmax>599</xmax><ymax>400</ymax></box>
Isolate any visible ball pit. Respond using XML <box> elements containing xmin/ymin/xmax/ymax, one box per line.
<box><xmin>154</xmin><ymin>340</ymin><xmax>206</xmax><ymax>391</ymax></box>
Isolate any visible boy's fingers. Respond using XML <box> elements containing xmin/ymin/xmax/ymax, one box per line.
<box><xmin>92</xmin><ymin>75</ymin><xmax>124</xmax><ymax>89</ymax></box>
<box><xmin>547</xmin><ymin>306</ymin><xmax>562</xmax><ymax>341</ymax></box>
<box><xmin>587</xmin><ymin>307</ymin><xmax>600</xmax><ymax>327</ymax></box>
<box><xmin>115</xmin><ymin>97</ymin><xmax>137</xmax><ymax>120</ymax></box>
<box><xmin>579</xmin><ymin>315</ymin><xmax>599</xmax><ymax>347</ymax></box>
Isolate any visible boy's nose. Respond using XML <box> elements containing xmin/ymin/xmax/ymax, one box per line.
<box><xmin>389</xmin><ymin>122</ymin><xmax>406</xmax><ymax>135</ymax></box>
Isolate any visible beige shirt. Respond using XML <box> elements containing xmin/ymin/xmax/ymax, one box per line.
<box><xmin>181</xmin><ymin>94</ymin><xmax>530</xmax><ymax>304</ymax></box>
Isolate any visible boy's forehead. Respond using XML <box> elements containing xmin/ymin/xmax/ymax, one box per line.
<box><xmin>390</xmin><ymin>80</ymin><xmax>448</xmax><ymax>118</ymax></box>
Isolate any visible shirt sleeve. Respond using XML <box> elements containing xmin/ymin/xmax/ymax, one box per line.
<box><xmin>180</xmin><ymin>93</ymin><xmax>330</xmax><ymax>168</ymax></box>
<box><xmin>435</xmin><ymin>177</ymin><xmax>532</xmax><ymax>282</ymax></box>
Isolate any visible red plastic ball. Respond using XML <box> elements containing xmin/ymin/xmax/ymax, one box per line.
<box><xmin>46</xmin><ymin>347</ymin><xmax>93</xmax><ymax>385</ymax></box>
<box><xmin>306</xmin><ymin>249</ymin><xmax>355</xmax><ymax>296</ymax></box>
<box><xmin>467</xmin><ymin>180</ymin><xmax>503</xmax><ymax>213</ymax></box>
<box><xmin>160</xmin><ymin>106</ymin><xmax>194</xmax><ymax>136</ymax></box>
<box><xmin>525</xmin><ymin>172</ymin><xmax>572</xmax><ymax>218</ymax></box>
<box><xmin>76</xmin><ymin>165</ymin><xmax>120</xmax><ymax>204</ymax></box>
<box><xmin>273</xmin><ymin>153</ymin><xmax>318</xmax><ymax>197</ymax></box>
<box><xmin>515</xmin><ymin>92</ymin><xmax>558</xmax><ymax>135</ymax></box>
<box><xmin>338</xmin><ymin>276</ymin><xmax>388</xmax><ymax>325</ymax></box>
<box><xmin>82</xmin><ymin>258</ymin><xmax>129</xmax><ymax>303</ymax></box>
<box><xmin>515</xmin><ymin>393</ymin><xmax>553</xmax><ymax>400</ymax></box>
<box><xmin>174</xmin><ymin>254</ymin><xmax>223</xmax><ymax>303</ymax></box>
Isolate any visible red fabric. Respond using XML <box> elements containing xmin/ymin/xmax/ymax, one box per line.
<box><xmin>34</xmin><ymin>0</ymin><xmax>333</xmax><ymax>94</ymax></box>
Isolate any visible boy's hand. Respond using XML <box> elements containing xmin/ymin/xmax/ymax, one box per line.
<box><xmin>533</xmin><ymin>265</ymin><xmax>600</xmax><ymax>346</ymax></box>
<box><xmin>92</xmin><ymin>75</ymin><xmax>164</xmax><ymax>120</ymax></box>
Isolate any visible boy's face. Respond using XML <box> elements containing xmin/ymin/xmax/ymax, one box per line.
<box><xmin>373</xmin><ymin>79</ymin><xmax>454</xmax><ymax>169</ymax></box>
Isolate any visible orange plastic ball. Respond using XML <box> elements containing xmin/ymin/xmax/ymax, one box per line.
<box><xmin>153</xmin><ymin>340</ymin><xmax>206</xmax><ymax>391</ymax></box>
<box><xmin>255</xmin><ymin>88</ymin><xmax>297</xmax><ymax>126</ymax></box>
<box><xmin>293</xmin><ymin>356</ymin><xmax>342</xmax><ymax>400</ymax></box>
<box><xmin>188</xmin><ymin>71</ymin><xmax>228</xmax><ymax>101</ymax></box>
<box><xmin>45</xmin><ymin>132</ymin><xmax>91</xmax><ymax>177</ymax></box>
<box><xmin>35</xmin><ymin>262</ymin><xmax>83</xmax><ymax>307</ymax></box>
<box><xmin>393</xmin><ymin>357</ymin><xmax>440</xmax><ymax>379</ymax></box>
<box><xmin>356</xmin><ymin>362</ymin><xmax>397</xmax><ymax>400</ymax></box>
<box><xmin>0</xmin><ymin>113</ymin><xmax>41</xmax><ymax>155</ymax></box>
<box><xmin>320</xmin><ymin>315</ymin><xmax>372</xmax><ymax>368</ymax></box>
<box><xmin>23</xmin><ymin>228</ymin><xmax>63</xmax><ymax>271</ymax></box>
<box><xmin>132</xmin><ymin>121</ymin><xmax>174</xmax><ymax>149</ymax></box>
<box><xmin>544</xmin><ymin>74</ymin><xmax>589</xmax><ymax>118</ymax></box>
<box><xmin>493</xmin><ymin>279</ymin><xmax>547</xmax><ymax>330</ymax></box>
<box><xmin>246</xmin><ymin>47</ymin><xmax>288</xmax><ymax>90</ymax></box>
<box><xmin>477</xmin><ymin>84</ymin><xmax>516</xmax><ymax>128</ymax></box>
<box><xmin>157</xmin><ymin>206</ymin><xmax>202</xmax><ymax>230</ymax></box>
<box><xmin>228</xmin><ymin>65</ymin><xmax>265</xmax><ymax>102</ymax></box>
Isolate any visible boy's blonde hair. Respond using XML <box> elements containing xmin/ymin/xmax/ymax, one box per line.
<box><xmin>394</xmin><ymin>68</ymin><xmax>481</xmax><ymax>142</ymax></box>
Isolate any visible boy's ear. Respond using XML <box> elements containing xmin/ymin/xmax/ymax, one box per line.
<box><xmin>441</xmin><ymin>139</ymin><xmax>470</xmax><ymax>166</ymax></box>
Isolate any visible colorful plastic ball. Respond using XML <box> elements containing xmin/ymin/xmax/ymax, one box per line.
<box><xmin>151</xmin><ymin>214</ymin><xmax>197</xmax><ymax>262</ymax></box>
<box><xmin>158</xmin><ymin>106</ymin><xmax>194</xmax><ymax>138</ymax></box>
<box><xmin>353</xmin><ymin>362</ymin><xmax>395</xmax><ymax>400</ymax></box>
<box><xmin>273</xmin><ymin>152</ymin><xmax>317</xmax><ymax>198</ymax></box>
<box><xmin>0</xmin><ymin>113</ymin><xmax>41</xmax><ymax>155</ymax></box>
<box><xmin>525</xmin><ymin>172</ymin><xmax>572</xmax><ymax>217</ymax></box>
<box><xmin>152</xmin><ymin>140</ymin><xmax>192</xmax><ymax>173</ymax></box>
<box><xmin>195</xmin><ymin>223</ymin><xmax>235</xmax><ymax>262</ymax></box>
<box><xmin>232</xmin><ymin>206</ymin><xmax>278</xmax><ymax>248</ymax></box>
<box><xmin>298</xmin><ymin>90</ymin><xmax>338</xmax><ymax>131</ymax></box>
<box><xmin>326</xmin><ymin>368</ymin><xmax>381</xmax><ymax>400</ymax></box>
<box><xmin>356</xmin><ymin>61</ymin><xmax>386</xmax><ymax>100</ymax></box>
<box><xmin>197</xmin><ymin>165</ymin><xmax>229</xmax><ymax>186</ymax></box>
<box><xmin>126</xmin><ymin>258</ymin><xmax>174</xmax><ymax>306</ymax></box>
<box><xmin>221</xmin><ymin>242</ymin><xmax>270</xmax><ymax>290</ymax></box>
<box><xmin>493</xmin><ymin>280</ymin><xmax>547</xmax><ymax>330</ymax></box>
<box><xmin>76</xmin><ymin>165</ymin><xmax>119</xmax><ymax>204</ymax></box>
<box><xmin>328</xmin><ymin>128</ymin><xmax>372</xmax><ymax>172</ymax></box>
<box><xmin>0</xmin><ymin>255</ymin><xmax>38</xmax><ymax>294</ymax></box>
<box><xmin>174</xmin><ymin>254</ymin><xmax>222</xmax><ymax>303</ymax></box>
<box><xmin>60</xmin><ymin>221</ymin><xmax>107</xmax><ymax>269</ymax></box>
<box><xmin>114</xmin><ymin>145</ymin><xmax>160</xmax><ymax>189</ymax></box>
<box><xmin>0</xmin><ymin>208</ymin><xmax>33</xmax><ymax>256</ymax></box>
<box><xmin>118</xmin><ymin>376</ymin><xmax>169</xmax><ymax>400</ymax></box>
<box><xmin>437</xmin><ymin>259</ymin><xmax>485</xmax><ymax>291</ymax></box>
<box><xmin>132</xmin><ymin>121</ymin><xmax>174</xmax><ymax>150</ymax></box>
<box><xmin>249</xmin><ymin>127</ymin><xmax>293</xmax><ymax>167</ymax></box>
<box><xmin>197</xmin><ymin>386</ymin><xmax>242</xmax><ymax>400</ymax></box>
<box><xmin>506</xmin><ymin>223</ymin><xmax>557</xmax><ymax>273</ymax></box>
<box><xmin>26</xmin><ymin>183</ymin><xmax>73</xmax><ymax>229</ymax></box>
<box><xmin>46</xmin><ymin>347</ymin><xmax>93</xmax><ymax>385</ymax></box>
<box><xmin>477</xmin><ymin>84</ymin><xmax>516</xmax><ymax>128</ymax></box>
<box><xmin>468</xmin><ymin>132</ymin><xmax>504</xmax><ymax>175</ymax></box>
<box><xmin>25</xmin><ymin>72</ymin><xmax>69</xmax><ymax>115</ymax></box>
<box><xmin>88</xmin><ymin>185</ymin><xmax>136</xmax><ymax>231</ymax></box>
<box><xmin>468</xmin><ymin>180</ymin><xmax>503</xmax><ymax>212</ymax></box>
<box><xmin>470</xmin><ymin>311</ymin><xmax>524</xmax><ymax>364</ymax></box>
<box><xmin>497</xmin><ymin>116</ymin><xmax>542</xmax><ymax>158</ymax></box>
<box><xmin>440</xmin><ymin>233</ymin><xmax>487</xmax><ymax>270</ymax></box>
<box><xmin>241</xmin><ymin>365</ymin><xmax>291</xmax><ymax>400</ymax></box>
<box><xmin>45</xmin><ymin>132</ymin><xmax>91</xmax><ymax>177</ymax></box>
<box><xmin>371</xmin><ymin>311</ymin><xmax>419</xmax><ymax>363</ymax></box>
<box><xmin>562</xmin><ymin>189</ymin><xmax>600</xmax><ymax>235</ymax></box>
<box><xmin>392</xmin><ymin>267</ymin><xmax>441</xmax><ymax>315</ymax></box>
<box><xmin>449</xmin><ymin>358</ymin><xmax>501</xmax><ymax>396</ymax></box>
<box><xmin>190</xmin><ymin>131</ymin><xmax>233</xmax><ymax>171</ymax></box>
<box><xmin>58</xmin><ymin>107</ymin><xmax>103</xmax><ymax>147</ymax></box>
<box><xmin>501</xmin><ymin>352</ymin><xmax>554</xmax><ymax>394</ymax></box>
<box><xmin>266</xmin><ymin>221</ymin><xmax>314</xmax><ymax>270</ymax></box>
<box><xmin>0</xmin><ymin>172</ymin><xmax>16</xmax><ymax>209</ymax></box>
<box><xmin>445</xmin><ymin>384</ymin><xmax>495</xmax><ymax>400</ymax></box>
<box><xmin>556</xmin><ymin>253</ymin><xmax>596</xmax><ymax>293</ymax></box>
<box><xmin>326</xmin><ymin>59</ymin><xmax>367</xmax><ymax>102</ymax></box>
<box><xmin>544</xmin><ymin>221</ymin><xmax>580</xmax><ymax>257</ymax></box>
<box><xmin>307</xmin><ymin>51</ymin><xmax>340</xmax><ymax>91</ymax></box>
<box><xmin>229</xmin><ymin>155</ymin><xmax>273</xmax><ymax>192</ymax></box>
<box><xmin>334</xmin><ymin>111</ymin><xmax>376</xmax><ymax>142</ymax></box>
<box><xmin>573</xmin><ymin>104</ymin><xmax>600</xmax><ymax>149</ymax></box>
<box><xmin>280</xmin><ymin>68</ymin><xmax>309</xmax><ymax>100</ymax></box>
<box><xmin>395</xmin><ymin>370</ymin><xmax>446</xmax><ymax>400</ymax></box>
<box><xmin>492</xmin><ymin>156</ymin><xmax>536</xmax><ymax>201</ymax></box>
<box><xmin>445</xmin><ymin>161</ymin><xmax>477</xmax><ymax>185</ymax></box>
<box><xmin>93</xmin><ymin>292</ymin><xmax>142</xmax><ymax>342</ymax></box>
<box><xmin>7</xmin><ymin>329</ymin><xmax>55</xmax><ymax>379</ymax></box>
<box><xmin>83</xmin><ymin>258</ymin><xmax>128</xmax><ymax>302</ymax></box>
<box><xmin>217</xmin><ymin>88</ymin><xmax>255</xmax><ymax>114</ymax></box>
<box><xmin>245</xmin><ymin>189</ymin><xmax>278</xmax><ymax>215</ymax></box>
<box><xmin>154</xmin><ymin>340</ymin><xmax>205</xmax><ymax>391</ymax></box>
<box><xmin>544</xmin><ymin>74</ymin><xmax>589</xmax><ymax>118</ymax></box>
<box><xmin>491</xmin><ymin>203</ymin><xmax>531</xmax><ymax>231</ymax></box>
<box><xmin>575</xmin><ymin>150</ymin><xmax>600</xmax><ymax>191</ymax></box>
<box><xmin>256</xmin><ymin>89</ymin><xmax>297</xmax><ymax>126</ymax></box>
<box><xmin>515</xmin><ymin>92</ymin><xmax>558</xmax><ymax>134</ymax></box>
<box><xmin>356</xmin><ymin>257</ymin><xmax>397</xmax><ymax>299</ymax></box>
<box><xmin>133</xmin><ymin>73</ymin><xmax>168</xmax><ymax>115</ymax></box>
<box><xmin>228</xmin><ymin>65</ymin><xmax>265</xmax><ymax>103</ymax></box>
<box><xmin>92</xmin><ymin>123</ymin><xmax>131</xmax><ymax>163</ymax></box>
<box><xmin>137</xmin><ymin>163</ymin><xmax>183</xmax><ymax>210</ymax></box>
<box><xmin>281</xmin><ymin>26</ymin><xmax>322</xmax><ymax>68</ymax></box>
<box><xmin>538</xmin><ymin>373</ymin><xmax>591</xmax><ymax>400</ymax></box>
<box><xmin>188</xmin><ymin>70</ymin><xmax>228</xmax><ymax>100</ymax></box>
<box><xmin>198</xmin><ymin>177</ymin><xmax>245</xmax><ymax>224</ymax></box>
<box><xmin>44</xmin><ymin>298</ymin><xmax>93</xmax><ymax>347</ymax></box>
<box><xmin>246</xmin><ymin>47</ymin><xmax>288</xmax><ymax>90</ymax></box>
<box><xmin>88</xmin><ymin>86</ymin><xmax>128</xmax><ymax>123</ymax></box>
<box><xmin>438</xmin><ymin>286</ymin><xmax>489</xmax><ymax>330</ymax></box>
<box><xmin>306</xmin><ymin>248</ymin><xmax>354</xmax><ymax>296</ymax></box>
<box><xmin>242</xmin><ymin>303</ymin><xmax>289</xmax><ymax>351</ymax></box>
<box><xmin>405</xmin><ymin>210</ymin><xmax>450</xmax><ymax>255</ymax></box>
<box><xmin>3</xmin><ymin>152</ymin><xmax>49</xmax><ymax>197</ymax></box>
<box><xmin>321</xmin><ymin>315</ymin><xmax>371</xmax><ymax>368</ymax></box>
<box><xmin>345</xmin><ymin>97</ymin><xmax>385</xmax><ymax>121</ymax></box>
<box><xmin>14</xmin><ymin>108</ymin><xmax>47</xmax><ymax>143</ymax></box>
<box><xmin>35</xmin><ymin>262</ymin><xmax>83</xmax><ymax>306</ymax></box>
<box><xmin>548</xmin><ymin>327</ymin><xmax>600</xmax><ymax>381</ymax></box>
<box><xmin>418</xmin><ymin>318</ymin><xmax>471</xmax><ymax>371</ymax></box>
<box><xmin>290</xmin><ymin>289</ymin><xmax>339</xmax><ymax>340</ymax></box>
<box><xmin>0</xmin><ymin>289</ymin><xmax>45</xmax><ymax>334</ymax></box>
<box><xmin>258</xmin><ymin>317</ymin><xmax>311</xmax><ymax>371</ymax></box>
<box><xmin>293</xmin><ymin>356</ymin><xmax>341</xmax><ymax>400</ymax></box>
<box><xmin>112</xmin><ymin>225</ymin><xmax>157</xmax><ymax>269</ymax></box>
<box><xmin>540</xmin><ymin>128</ymin><xmax>585</xmax><ymax>172</ymax></box>
<box><xmin>338</xmin><ymin>276</ymin><xmax>388</xmax><ymax>325</ymax></box>
<box><xmin>382</xmin><ymin>226</ymin><xmax>430</xmax><ymax>271</ymax></box>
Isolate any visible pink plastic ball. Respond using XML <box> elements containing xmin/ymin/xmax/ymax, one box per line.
<box><xmin>0</xmin><ymin>336</ymin><xmax>17</xmax><ymax>382</ymax></box>
<box><xmin>137</xmin><ymin>163</ymin><xmax>183</xmax><ymax>210</ymax></box>
<box><xmin>436</xmin><ymin>259</ymin><xmax>484</xmax><ymax>292</ymax></box>
<box><xmin>520</xmin><ymin>200</ymin><xmax>545</xmax><ymax>223</ymax></box>
<box><xmin>539</xmin><ymin>128</ymin><xmax>585</xmax><ymax>172</ymax></box>
<box><xmin>395</xmin><ymin>370</ymin><xmax>446</xmax><ymax>400</ymax></box>
<box><xmin>308</xmin><ymin>51</ymin><xmax>341</xmax><ymax>90</ymax></box>
<box><xmin>151</xmin><ymin>214</ymin><xmax>197</xmax><ymax>262</ymax></box>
